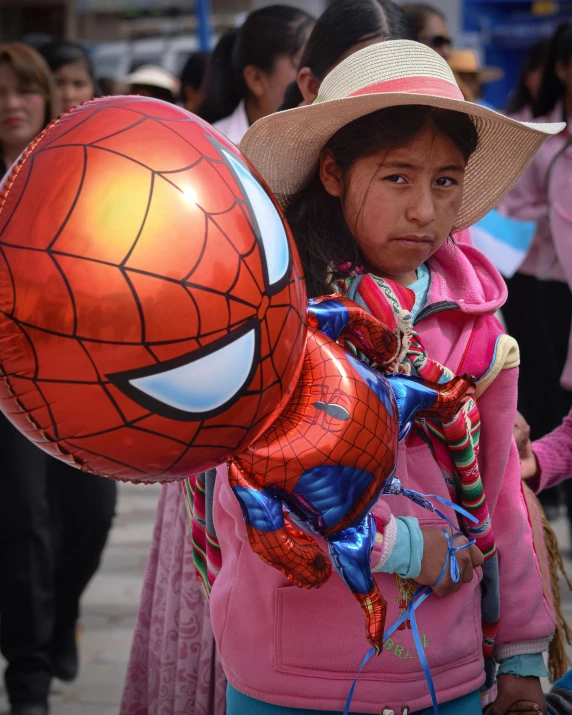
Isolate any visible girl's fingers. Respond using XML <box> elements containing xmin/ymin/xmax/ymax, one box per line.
<box><xmin>506</xmin><ymin>702</ymin><xmax>542</xmax><ymax>713</ymax></box>
<box><xmin>469</xmin><ymin>544</ymin><xmax>484</xmax><ymax>567</ymax></box>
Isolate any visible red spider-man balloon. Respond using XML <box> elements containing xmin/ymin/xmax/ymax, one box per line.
<box><xmin>0</xmin><ymin>97</ymin><xmax>306</xmax><ymax>480</ymax></box>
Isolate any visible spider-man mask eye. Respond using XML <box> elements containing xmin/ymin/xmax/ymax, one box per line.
<box><xmin>215</xmin><ymin>141</ymin><xmax>291</xmax><ymax>294</ymax></box>
<box><xmin>107</xmin><ymin>319</ymin><xmax>260</xmax><ymax>421</ymax></box>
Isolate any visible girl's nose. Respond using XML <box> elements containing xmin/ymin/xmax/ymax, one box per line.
<box><xmin>5</xmin><ymin>91</ymin><xmax>22</xmax><ymax>109</ymax></box>
<box><xmin>406</xmin><ymin>187</ymin><xmax>436</xmax><ymax>226</ymax></box>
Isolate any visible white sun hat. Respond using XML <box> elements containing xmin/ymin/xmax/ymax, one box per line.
<box><xmin>240</xmin><ymin>40</ymin><xmax>565</xmax><ymax>231</ymax></box>
<box><xmin>125</xmin><ymin>65</ymin><xmax>180</xmax><ymax>95</ymax></box>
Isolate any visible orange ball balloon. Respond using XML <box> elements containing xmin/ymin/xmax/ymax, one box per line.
<box><xmin>0</xmin><ymin>97</ymin><xmax>307</xmax><ymax>481</ymax></box>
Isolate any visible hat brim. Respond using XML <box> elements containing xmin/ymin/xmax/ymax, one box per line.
<box><xmin>240</xmin><ymin>92</ymin><xmax>563</xmax><ymax>232</ymax></box>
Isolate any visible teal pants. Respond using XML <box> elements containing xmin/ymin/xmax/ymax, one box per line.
<box><xmin>227</xmin><ymin>684</ymin><xmax>483</xmax><ymax>715</ymax></box>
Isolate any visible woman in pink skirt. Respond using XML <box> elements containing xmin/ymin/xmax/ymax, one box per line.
<box><xmin>120</xmin><ymin>481</ymin><xmax>226</xmax><ymax>715</ymax></box>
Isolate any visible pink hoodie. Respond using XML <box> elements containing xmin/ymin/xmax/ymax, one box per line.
<box><xmin>499</xmin><ymin>104</ymin><xmax>572</xmax><ymax>387</ymax></box>
<box><xmin>210</xmin><ymin>241</ymin><xmax>554</xmax><ymax>714</ymax></box>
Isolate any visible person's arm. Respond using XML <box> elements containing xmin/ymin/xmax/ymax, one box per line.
<box><xmin>478</xmin><ymin>368</ymin><xmax>554</xmax><ymax>710</ymax></box>
<box><xmin>520</xmin><ymin>409</ymin><xmax>572</xmax><ymax>492</ymax></box>
<box><xmin>371</xmin><ymin>507</ymin><xmax>481</xmax><ymax>597</ymax></box>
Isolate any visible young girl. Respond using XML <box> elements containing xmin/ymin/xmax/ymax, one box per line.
<box><xmin>39</xmin><ymin>40</ymin><xmax>97</xmax><ymax>112</ymax></box>
<box><xmin>210</xmin><ymin>40</ymin><xmax>564</xmax><ymax>715</ymax></box>
<box><xmin>280</xmin><ymin>0</ymin><xmax>412</xmax><ymax>110</ymax></box>
<box><xmin>198</xmin><ymin>5</ymin><xmax>314</xmax><ymax>143</ymax></box>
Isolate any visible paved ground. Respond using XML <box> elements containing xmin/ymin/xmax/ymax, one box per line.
<box><xmin>2</xmin><ymin>483</ymin><xmax>572</xmax><ymax>714</ymax></box>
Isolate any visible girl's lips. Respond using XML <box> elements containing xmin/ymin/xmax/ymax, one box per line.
<box><xmin>392</xmin><ymin>235</ymin><xmax>432</xmax><ymax>243</ymax></box>
<box><xmin>3</xmin><ymin>117</ymin><xmax>24</xmax><ymax>127</ymax></box>
<box><xmin>392</xmin><ymin>235</ymin><xmax>433</xmax><ymax>246</ymax></box>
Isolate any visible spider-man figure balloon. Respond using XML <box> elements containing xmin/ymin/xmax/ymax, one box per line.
<box><xmin>0</xmin><ymin>97</ymin><xmax>473</xmax><ymax>649</ymax></box>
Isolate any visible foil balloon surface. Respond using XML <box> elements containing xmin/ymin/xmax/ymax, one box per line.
<box><xmin>229</xmin><ymin>294</ymin><xmax>474</xmax><ymax>651</ymax></box>
<box><xmin>0</xmin><ymin>96</ymin><xmax>307</xmax><ymax>481</ymax></box>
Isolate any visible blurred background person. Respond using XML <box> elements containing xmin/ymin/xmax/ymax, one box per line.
<box><xmin>125</xmin><ymin>64</ymin><xmax>180</xmax><ymax>103</ymax></box>
<box><xmin>448</xmin><ymin>47</ymin><xmax>503</xmax><ymax>108</ymax></box>
<box><xmin>0</xmin><ymin>42</ymin><xmax>54</xmax><ymax>172</ymax></box>
<box><xmin>500</xmin><ymin>22</ymin><xmax>572</xmax><ymax>524</ymax></box>
<box><xmin>39</xmin><ymin>39</ymin><xmax>97</xmax><ymax>112</ymax></box>
<box><xmin>180</xmin><ymin>50</ymin><xmax>209</xmax><ymax>112</ymax></box>
<box><xmin>507</xmin><ymin>37</ymin><xmax>551</xmax><ymax>119</ymax></box>
<box><xmin>402</xmin><ymin>3</ymin><xmax>452</xmax><ymax>59</ymax></box>
<box><xmin>198</xmin><ymin>5</ymin><xmax>314</xmax><ymax>143</ymax></box>
<box><xmin>0</xmin><ymin>42</ymin><xmax>116</xmax><ymax>715</ymax></box>
<box><xmin>281</xmin><ymin>0</ymin><xmax>413</xmax><ymax>110</ymax></box>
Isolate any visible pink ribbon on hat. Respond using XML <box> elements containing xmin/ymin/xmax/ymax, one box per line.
<box><xmin>349</xmin><ymin>75</ymin><xmax>464</xmax><ymax>101</ymax></box>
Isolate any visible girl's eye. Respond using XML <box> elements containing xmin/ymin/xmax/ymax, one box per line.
<box><xmin>435</xmin><ymin>177</ymin><xmax>456</xmax><ymax>187</ymax></box>
<box><xmin>385</xmin><ymin>175</ymin><xmax>406</xmax><ymax>184</ymax></box>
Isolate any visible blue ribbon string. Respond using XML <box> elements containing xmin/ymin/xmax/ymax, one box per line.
<box><xmin>343</xmin><ymin>481</ymin><xmax>479</xmax><ymax>715</ymax></box>
<box><xmin>382</xmin><ymin>476</ymin><xmax>479</xmax><ymax>533</ymax></box>
<box><xmin>343</xmin><ymin>587</ymin><xmax>432</xmax><ymax>715</ymax></box>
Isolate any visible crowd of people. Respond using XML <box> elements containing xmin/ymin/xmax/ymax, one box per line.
<box><xmin>0</xmin><ymin>1</ymin><xmax>570</xmax><ymax>714</ymax></box>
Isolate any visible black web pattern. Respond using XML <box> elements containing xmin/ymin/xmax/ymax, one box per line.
<box><xmin>0</xmin><ymin>98</ymin><xmax>306</xmax><ymax>481</ymax></box>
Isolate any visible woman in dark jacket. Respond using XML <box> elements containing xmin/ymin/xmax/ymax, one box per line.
<box><xmin>0</xmin><ymin>42</ymin><xmax>116</xmax><ymax>715</ymax></box>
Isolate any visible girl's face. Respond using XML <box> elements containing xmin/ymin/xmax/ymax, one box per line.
<box><xmin>247</xmin><ymin>48</ymin><xmax>304</xmax><ymax>116</ymax></box>
<box><xmin>0</xmin><ymin>63</ymin><xmax>46</xmax><ymax>149</ymax></box>
<box><xmin>524</xmin><ymin>66</ymin><xmax>544</xmax><ymax>102</ymax></box>
<box><xmin>321</xmin><ymin>125</ymin><xmax>466</xmax><ymax>285</ymax></box>
<box><xmin>556</xmin><ymin>58</ymin><xmax>572</xmax><ymax>94</ymax></box>
<box><xmin>54</xmin><ymin>61</ymin><xmax>95</xmax><ymax>111</ymax></box>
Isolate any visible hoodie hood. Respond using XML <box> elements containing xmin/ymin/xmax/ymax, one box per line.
<box><xmin>427</xmin><ymin>238</ymin><xmax>507</xmax><ymax>316</ymax></box>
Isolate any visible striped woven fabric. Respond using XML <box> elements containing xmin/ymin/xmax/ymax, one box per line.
<box><xmin>182</xmin><ymin>475</ymin><xmax>222</xmax><ymax>598</ymax></box>
<box><xmin>338</xmin><ymin>271</ymin><xmax>499</xmax><ymax>666</ymax></box>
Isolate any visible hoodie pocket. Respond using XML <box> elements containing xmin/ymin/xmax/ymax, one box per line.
<box><xmin>274</xmin><ymin>568</ymin><xmax>483</xmax><ymax>680</ymax></box>
<box><xmin>274</xmin><ymin>439</ymin><xmax>484</xmax><ymax>680</ymax></box>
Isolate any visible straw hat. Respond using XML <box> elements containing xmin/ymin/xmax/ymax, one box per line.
<box><xmin>240</xmin><ymin>40</ymin><xmax>564</xmax><ymax>231</ymax></box>
<box><xmin>448</xmin><ymin>48</ymin><xmax>504</xmax><ymax>84</ymax></box>
<box><xmin>125</xmin><ymin>65</ymin><xmax>180</xmax><ymax>95</ymax></box>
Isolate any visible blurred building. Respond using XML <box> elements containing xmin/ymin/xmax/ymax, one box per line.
<box><xmin>0</xmin><ymin>0</ymin><xmax>76</xmax><ymax>40</ymax></box>
<box><xmin>2</xmin><ymin>0</ymin><xmax>569</xmax><ymax>112</ymax></box>
<box><xmin>77</xmin><ymin>0</ymin><xmax>325</xmax><ymax>42</ymax></box>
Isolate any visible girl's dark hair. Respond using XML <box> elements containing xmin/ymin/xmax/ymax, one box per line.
<box><xmin>534</xmin><ymin>22</ymin><xmax>572</xmax><ymax>118</ymax></box>
<box><xmin>39</xmin><ymin>39</ymin><xmax>96</xmax><ymax>86</ymax></box>
<box><xmin>285</xmin><ymin>105</ymin><xmax>478</xmax><ymax>297</ymax></box>
<box><xmin>506</xmin><ymin>38</ymin><xmax>550</xmax><ymax>115</ymax></box>
<box><xmin>281</xmin><ymin>0</ymin><xmax>413</xmax><ymax>110</ymax></box>
<box><xmin>401</xmin><ymin>3</ymin><xmax>446</xmax><ymax>39</ymax></box>
<box><xmin>180</xmin><ymin>51</ymin><xmax>210</xmax><ymax>92</ymax></box>
<box><xmin>198</xmin><ymin>5</ymin><xmax>314</xmax><ymax>124</ymax></box>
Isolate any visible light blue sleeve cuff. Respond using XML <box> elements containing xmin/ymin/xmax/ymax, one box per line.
<box><xmin>379</xmin><ymin>516</ymin><xmax>423</xmax><ymax>578</ymax></box>
<box><xmin>498</xmin><ymin>654</ymin><xmax>548</xmax><ymax>678</ymax></box>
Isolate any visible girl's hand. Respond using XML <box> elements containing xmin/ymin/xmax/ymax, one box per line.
<box><xmin>514</xmin><ymin>411</ymin><xmax>539</xmax><ymax>481</ymax></box>
<box><xmin>489</xmin><ymin>674</ymin><xmax>546</xmax><ymax>714</ymax></box>
<box><xmin>520</xmin><ymin>439</ymin><xmax>540</xmax><ymax>481</ymax></box>
<box><xmin>415</xmin><ymin>527</ymin><xmax>483</xmax><ymax>597</ymax></box>
<box><xmin>514</xmin><ymin>411</ymin><xmax>531</xmax><ymax>455</ymax></box>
